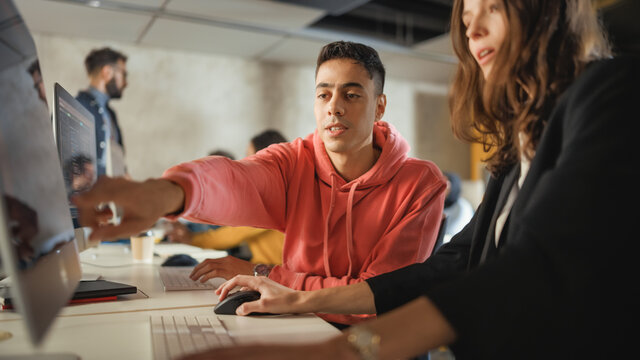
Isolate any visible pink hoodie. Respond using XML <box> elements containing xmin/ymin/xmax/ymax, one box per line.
<box><xmin>163</xmin><ymin>121</ymin><xmax>446</xmax><ymax>324</ymax></box>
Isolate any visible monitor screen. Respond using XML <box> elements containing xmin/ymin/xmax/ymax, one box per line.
<box><xmin>0</xmin><ymin>0</ymin><xmax>81</xmax><ymax>346</ymax></box>
<box><xmin>53</xmin><ymin>83</ymin><xmax>97</xmax><ymax>228</ymax></box>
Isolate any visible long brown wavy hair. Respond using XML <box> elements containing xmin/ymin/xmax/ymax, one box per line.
<box><xmin>449</xmin><ymin>0</ymin><xmax>611</xmax><ymax>176</ymax></box>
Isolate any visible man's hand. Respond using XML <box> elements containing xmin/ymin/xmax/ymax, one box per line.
<box><xmin>215</xmin><ymin>275</ymin><xmax>299</xmax><ymax>316</ymax></box>
<box><xmin>72</xmin><ymin>176</ymin><xmax>185</xmax><ymax>241</ymax></box>
<box><xmin>189</xmin><ymin>256</ymin><xmax>253</xmax><ymax>282</ymax></box>
<box><xmin>166</xmin><ymin>221</ymin><xmax>192</xmax><ymax>244</ymax></box>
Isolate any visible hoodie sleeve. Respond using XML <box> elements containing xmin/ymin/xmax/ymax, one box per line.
<box><xmin>161</xmin><ymin>143</ymin><xmax>296</xmax><ymax>232</ymax></box>
<box><xmin>269</xmin><ymin>168</ymin><xmax>447</xmax><ymax>290</ymax></box>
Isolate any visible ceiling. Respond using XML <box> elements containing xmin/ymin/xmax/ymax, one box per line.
<box><xmin>10</xmin><ymin>0</ymin><xmax>639</xmax><ymax>84</ymax></box>
<box><xmin>12</xmin><ymin>0</ymin><xmax>458</xmax><ymax>84</ymax></box>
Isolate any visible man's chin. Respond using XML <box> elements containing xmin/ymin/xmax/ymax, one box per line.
<box><xmin>322</xmin><ymin>137</ymin><xmax>344</xmax><ymax>151</ymax></box>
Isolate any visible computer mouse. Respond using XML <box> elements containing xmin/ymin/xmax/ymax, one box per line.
<box><xmin>161</xmin><ymin>254</ymin><xmax>198</xmax><ymax>267</ymax></box>
<box><xmin>214</xmin><ymin>290</ymin><xmax>262</xmax><ymax>315</ymax></box>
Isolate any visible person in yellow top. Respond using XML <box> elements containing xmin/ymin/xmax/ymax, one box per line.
<box><xmin>172</xmin><ymin>225</ymin><xmax>284</xmax><ymax>265</ymax></box>
<box><xmin>166</xmin><ymin>129</ymin><xmax>288</xmax><ymax>265</ymax></box>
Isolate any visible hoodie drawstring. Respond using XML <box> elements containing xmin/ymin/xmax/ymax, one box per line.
<box><xmin>345</xmin><ymin>181</ymin><xmax>359</xmax><ymax>277</ymax></box>
<box><xmin>323</xmin><ymin>175</ymin><xmax>337</xmax><ymax>277</ymax></box>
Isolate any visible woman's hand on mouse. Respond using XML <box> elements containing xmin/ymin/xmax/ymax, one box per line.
<box><xmin>189</xmin><ymin>256</ymin><xmax>253</xmax><ymax>281</ymax></box>
<box><xmin>216</xmin><ymin>275</ymin><xmax>300</xmax><ymax>316</ymax></box>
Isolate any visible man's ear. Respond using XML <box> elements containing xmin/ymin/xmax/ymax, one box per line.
<box><xmin>375</xmin><ymin>94</ymin><xmax>387</xmax><ymax>121</ymax></box>
<box><xmin>99</xmin><ymin>65</ymin><xmax>114</xmax><ymax>81</ymax></box>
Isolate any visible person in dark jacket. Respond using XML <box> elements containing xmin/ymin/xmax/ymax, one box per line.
<box><xmin>194</xmin><ymin>0</ymin><xmax>638</xmax><ymax>359</ymax></box>
<box><xmin>76</xmin><ymin>47</ymin><xmax>127</xmax><ymax>176</ymax></box>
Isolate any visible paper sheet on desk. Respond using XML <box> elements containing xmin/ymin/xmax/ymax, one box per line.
<box><xmin>154</xmin><ymin>243</ymin><xmax>228</xmax><ymax>261</ymax></box>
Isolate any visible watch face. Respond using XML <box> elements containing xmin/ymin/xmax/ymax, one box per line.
<box><xmin>253</xmin><ymin>264</ymin><xmax>272</xmax><ymax>277</ymax></box>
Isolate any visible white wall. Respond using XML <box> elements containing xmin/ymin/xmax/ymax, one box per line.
<box><xmin>33</xmin><ymin>33</ymin><xmax>461</xmax><ymax>182</ymax></box>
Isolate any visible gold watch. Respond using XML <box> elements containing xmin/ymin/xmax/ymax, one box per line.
<box><xmin>345</xmin><ymin>325</ymin><xmax>381</xmax><ymax>360</ymax></box>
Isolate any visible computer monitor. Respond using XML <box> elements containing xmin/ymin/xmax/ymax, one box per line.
<box><xmin>0</xmin><ymin>0</ymin><xmax>81</xmax><ymax>348</ymax></box>
<box><xmin>52</xmin><ymin>82</ymin><xmax>98</xmax><ymax>251</ymax></box>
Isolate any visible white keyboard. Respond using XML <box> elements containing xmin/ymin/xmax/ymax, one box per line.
<box><xmin>151</xmin><ymin>315</ymin><xmax>234</xmax><ymax>360</ymax></box>
<box><xmin>158</xmin><ymin>267</ymin><xmax>225</xmax><ymax>291</ymax></box>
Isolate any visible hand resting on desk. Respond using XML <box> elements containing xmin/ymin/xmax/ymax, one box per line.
<box><xmin>189</xmin><ymin>255</ymin><xmax>253</xmax><ymax>281</ymax></box>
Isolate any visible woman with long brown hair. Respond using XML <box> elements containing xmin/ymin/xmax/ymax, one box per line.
<box><xmin>187</xmin><ymin>0</ymin><xmax>637</xmax><ymax>358</ymax></box>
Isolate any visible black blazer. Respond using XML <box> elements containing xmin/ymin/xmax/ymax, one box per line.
<box><xmin>367</xmin><ymin>56</ymin><xmax>639</xmax><ymax>359</ymax></box>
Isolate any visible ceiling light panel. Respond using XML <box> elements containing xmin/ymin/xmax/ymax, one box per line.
<box><xmin>141</xmin><ymin>18</ymin><xmax>284</xmax><ymax>58</ymax></box>
<box><xmin>14</xmin><ymin>0</ymin><xmax>152</xmax><ymax>43</ymax></box>
<box><xmin>165</xmin><ymin>0</ymin><xmax>326</xmax><ymax>32</ymax></box>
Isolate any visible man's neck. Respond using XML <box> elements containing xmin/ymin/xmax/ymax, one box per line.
<box><xmin>327</xmin><ymin>144</ymin><xmax>381</xmax><ymax>183</ymax></box>
<box><xmin>89</xmin><ymin>78</ymin><xmax>106</xmax><ymax>94</ymax></box>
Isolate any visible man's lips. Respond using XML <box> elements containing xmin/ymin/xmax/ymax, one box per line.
<box><xmin>325</xmin><ymin>123</ymin><xmax>348</xmax><ymax>136</ymax></box>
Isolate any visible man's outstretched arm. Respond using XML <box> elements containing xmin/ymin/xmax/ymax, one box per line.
<box><xmin>73</xmin><ymin>176</ymin><xmax>185</xmax><ymax>241</ymax></box>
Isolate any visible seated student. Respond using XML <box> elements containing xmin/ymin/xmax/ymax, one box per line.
<box><xmin>167</xmin><ymin>130</ymin><xmax>288</xmax><ymax>265</ymax></box>
<box><xmin>73</xmin><ymin>41</ymin><xmax>447</xmax><ymax>327</ymax></box>
<box><xmin>183</xmin><ymin>0</ymin><xmax>637</xmax><ymax>358</ymax></box>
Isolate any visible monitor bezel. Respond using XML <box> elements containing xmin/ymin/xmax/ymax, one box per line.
<box><xmin>52</xmin><ymin>82</ymin><xmax>99</xmax><ymax>251</ymax></box>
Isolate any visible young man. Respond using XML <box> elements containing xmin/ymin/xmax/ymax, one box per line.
<box><xmin>74</xmin><ymin>41</ymin><xmax>446</xmax><ymax>326</ymax></box>
<box><xmin>76</xmin><ymin>47</ymin><xmax>128</xmax><ymax>176</ymax></box>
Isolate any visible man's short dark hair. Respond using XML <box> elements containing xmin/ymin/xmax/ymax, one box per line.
<box><xmin>251</xmin><ymin>129</ymin><xmax>288</xmax><ymax>152</ymax></box>
<box><xmin>84</xmin><ymin>47</ymin><xmax>127</xmax><ymax>75</ymax></box>
<box><xmin>316</xmin><ymin>41</ymin><xmax>386</xmax><ymax>95</ymax></box>
<box><xmin>27</xmin><ymin>60</ymin><xmax>40</xmax><ymax>75</ymax></box>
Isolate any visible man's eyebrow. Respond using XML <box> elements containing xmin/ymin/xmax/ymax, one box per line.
<box><xmin>315</xmin><ymin>82</ymin><xmax>365</xmax><ymax>90</ymax></box>
<box><xmin>341</xmin><ymin>82</ymin><xmax>364</xmax><ymax>89</ymax></box>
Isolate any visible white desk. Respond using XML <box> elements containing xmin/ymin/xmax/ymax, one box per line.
<box><xmin>0</xmin><ymin>243</ymin><xmax>340</xmax><ymax>359</ymax></box>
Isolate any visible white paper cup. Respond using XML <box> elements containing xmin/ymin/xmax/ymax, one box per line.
<box><xmin>130</xmin><ymin>234</ymin><xmax>154</xmax><ymax>263</ymax></box>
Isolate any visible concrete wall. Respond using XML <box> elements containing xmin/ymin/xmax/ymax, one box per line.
<box><xmin>33</xmin><ymin>33</ymin><xmax>468</xmax><ymax>187</ymax></box>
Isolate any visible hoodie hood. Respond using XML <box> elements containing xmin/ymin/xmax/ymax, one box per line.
<box><xmin>310</xmin><ymin>121</ymin><xmax>411</xmax><ymax>280</ymax></box>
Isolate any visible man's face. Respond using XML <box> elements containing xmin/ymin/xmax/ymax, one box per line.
<box><xmin>106</xmin><ymin>59</ymin><xmax>127</xmax><ymax>99</ymax></box>
<box><xmin>314</xmin><ymin>58</ymin><xmax>384</xmax><ymax>159</ymax></box>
